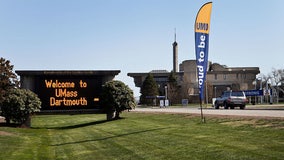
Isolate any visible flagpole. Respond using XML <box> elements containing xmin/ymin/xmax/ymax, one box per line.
<box><xmin>199</xmin><ymin>94</ymin><xmax>205</xmax><ymax>123</ymax></box>
<box><xmin>194</xmin><ymin>2</ymin><xmax>212</xmax><ymax>123</ymax></box>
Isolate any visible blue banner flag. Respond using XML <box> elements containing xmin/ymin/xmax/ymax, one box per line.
<box><xmin>195</xmin><ymin>2</ymin><xmax>212</xmax><ymax>100</ymax></box>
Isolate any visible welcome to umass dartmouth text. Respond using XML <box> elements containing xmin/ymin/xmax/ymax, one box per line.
<box><xmin>45</xmin><ymin>80</ymin><xmax>88</xmax><ymax>106</ymax></box>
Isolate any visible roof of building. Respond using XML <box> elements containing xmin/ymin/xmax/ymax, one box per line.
<box><xmin>210</xmin><ymin>63</ymin><xmax>259</xmax><ymax>73</ymax></box>
<box><xmin>150</xmin><ymin>70</ymin><xmax>169</xmax><ymax>73</ymax></box>
<box><xmin>16</xmin><ymin>70</ymin><xmax>121</xmax><ymax>76</ymax></box>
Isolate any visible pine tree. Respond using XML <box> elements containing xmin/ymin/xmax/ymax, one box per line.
<box><xmin>167</xmin><ymin>71</ymin><xmax>180</xmax><ymax>104</ymax></box>
<box><xmin>140</xmin><ymin>73</ymin><xmax>159</xmax><ymax>105</ymax></box>
<box><xmin>0</xmin><ymin>57</ymin><xmax>19</xmax><ymax>103</ymax></box>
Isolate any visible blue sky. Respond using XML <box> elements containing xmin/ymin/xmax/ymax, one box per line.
<box><xmin>1</xmin><ymin>0</ymin><xmax>284</xmax><ymax>96</ymax></box>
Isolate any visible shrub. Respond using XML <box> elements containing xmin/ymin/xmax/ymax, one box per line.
<box><xmin>101</xmin><ymin>80</ymin><xmax>136</xmax><ymax>120</ymax></box>
<box><xmin>1</xmin><ymin>88</ymin><xmax>41</xmax><ymax>126</ymax></box>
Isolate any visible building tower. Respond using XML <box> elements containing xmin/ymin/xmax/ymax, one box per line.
<box><xmin>173</xmin><ymin>30</ymin><xmax>178</xmax><ymax>73</ymax></box>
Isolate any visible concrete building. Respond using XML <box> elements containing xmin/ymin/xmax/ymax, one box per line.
<box><xmin>173</xmin><ymin>34</ymin><xmax>178</xmax><ymax>73</ymax></box>
<box><xmin>179</xmin><ymin>60</ymin><xmax>260</xmax><ymax>103</ymax></box>
<box><xmin>127</xmin><ymin>70</ymin><xmax>172</xmax><ymax>96</ymax></box>
<box><xmin>128</xmin><ymin>38</ymin><xmax>260</xmax><ymax>104</ymax></box>
<box><xmin>128</xmin><ymin>60</ymin><xmax>260</xmax><ymax>104</ymax></box>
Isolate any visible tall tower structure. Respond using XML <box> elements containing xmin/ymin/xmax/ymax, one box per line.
<box><xmin>173</xmin><ymin>30</ymin><xmax>178</xmax><ymax>73</ymax></box>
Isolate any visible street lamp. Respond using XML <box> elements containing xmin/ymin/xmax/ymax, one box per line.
<box><xmin>267</xmin><ymin>79</ymin><xmax>273</xmax><ymax>104</ymax></box>
<box><xmin>165</xmin><ymin>85</ymin><xmax>168</xmax><ymax>100</ymax></box>
<box><xmin>253</xmin><ymin>79</ymin><xmax>257</xmax><ymax>105</ymax></box>
<box><xmin>257</xmin><ymin>76</ymin><xmax>263</xmax><ymax>104</ymax></box>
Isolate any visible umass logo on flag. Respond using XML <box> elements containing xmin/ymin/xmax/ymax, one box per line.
<box><xmin>195</xmin><ymin>2</ymin><xmax>212</xmax><ymax>100</ymax></box>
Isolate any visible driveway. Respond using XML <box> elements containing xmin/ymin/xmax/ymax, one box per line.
<box><xmin>134</xmin><ymin>105</ymin><xmax>284</xmax><ymax>118</ymax></box>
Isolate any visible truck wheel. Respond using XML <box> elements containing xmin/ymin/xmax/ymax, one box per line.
<box><xmin>240</xmin><ymin>105</ymin><xmax>245</xmax><ymax>110</ymax></box>
<box><xmin>214</xmin><ymin>102</ymin><xmax>219</xmax><ymax>109</ymax></box>
<box><xmin>230</xmin><ymin>106</ymin><xmax>235</xmax><ymax>109</ymax></box>
<box><xmin>224</xmin><ymin>102</ymin><xmax>229</xmax><ymax>109</ymax></box>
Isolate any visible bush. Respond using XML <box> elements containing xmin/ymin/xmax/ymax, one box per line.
<box><xmin>101</xmin><ymin>80</ymin><xmax>136</xmax><ymax>120</ymax></box>
<box><xmin>0</xmin><ymin>88</ymin><xmax>41</xmax><ymax>126</ymax></box>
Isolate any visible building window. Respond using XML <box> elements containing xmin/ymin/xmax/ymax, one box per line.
<box><xmin>236</xmin><ymin>73</ymin><xmax>239</xmax><ymax>79</ymax></box>
<box><xmin>223</xmin><ymin>74</ymin><xmax>227</xmax><ymax>80</ymax></box>
<box><xmin>215</xmin><ymin>74</ymin><xmax>217</xmax><ymax>80</ymax></box>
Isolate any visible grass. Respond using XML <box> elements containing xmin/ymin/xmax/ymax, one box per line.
<box><xmin>0</xmin><ymin>112</ymin><xmax>283</xmax><ymax>160</ymax></box>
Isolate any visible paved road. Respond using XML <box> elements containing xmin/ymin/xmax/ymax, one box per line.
<box><xmin>134</xmin><ymin>106</ymin><xmax>284</xmax><ymax>118</ymax></box>
<box><xmin>1</xmin><ymin>105</ymin><xmax>283</xmax><ymax>120</ymax></box>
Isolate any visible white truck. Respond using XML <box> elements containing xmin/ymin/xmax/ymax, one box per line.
<box><xmin>214</xmin><ymin>91</ymin><xmax>248</xmax><ymax>109</ymax></box>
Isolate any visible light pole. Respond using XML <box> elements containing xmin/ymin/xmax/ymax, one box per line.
<box><xmin>253</xmin><ymin>79</ymin><xmax>257</xmax><ymax>105</ymax></box>
<box><xmin>267</xmin><ymin>79</ymin><xmax>273</xmax><ymax>104</ymax></box>
<box><xmin>164</xmin><ymin>85</ymin><xmax>168</xmax><ymax>107</ymax></box>
<box><xmin>165</xmin><ymin>85</ymin><xmax>168</xmax><ymax>100</ymax></box>
<box><xmin>257</xmin><ymin>77</ymin><xmax>263</xmax><ymax>104</ymax></box>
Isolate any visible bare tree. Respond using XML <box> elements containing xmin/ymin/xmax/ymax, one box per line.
<box><xmin>260</xmin><ymin>73</ymin><xmax>272</xmax><ymax>103</ymax></box>
<box><xmin>270</xmin><ymin>68</ymin><xmax>284</xmax><ymax>103</ymax></box>
<box><xmin>270</xmin><ymin>68</ymin><xmax>284</xmax><ymax>86</ymax></box>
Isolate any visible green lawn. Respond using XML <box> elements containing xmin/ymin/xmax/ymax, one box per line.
<box><xmin>0</xmin><ymin>112</ymin><xmax>283</xmax><ymax>160</ymax></box>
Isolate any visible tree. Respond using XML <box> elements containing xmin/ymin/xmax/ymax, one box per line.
<box><xmin>269</xmin><ymin>68</ymin><xmax>284</xmax><ymax>103</ymax></box>
<box><xmin>1</xmin><ymin>88</ymin><xmax>41</xmax><ymax>127</ymax></box>
<box><xmin>270</xmin><ymin>68</ymin><xmax>284</xmax><ymax>87</ymax></box>
<box><xmin>0</xmin><ymin>57</ymin><xmax>19</xmax><ymax>103</ymax></box>
<box><xmin>140</xmin><ymin>73</ymin><xmax>159</xmax><ymax>105</ymax></box>
<box><xmin>167</xmin><ymin>71</ymin><xmax>180</xmax><ymax>104</ymax></box>
<box><xmin>101</xmin><ymin>80</ymin><xmax>136</xmax><ymax>120</ymax></box>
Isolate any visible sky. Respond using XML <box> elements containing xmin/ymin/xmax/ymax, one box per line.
<box><xmin>1</xmin><ymin>0</ymin><xmax>284</xmax><ymax>97</ymax></box>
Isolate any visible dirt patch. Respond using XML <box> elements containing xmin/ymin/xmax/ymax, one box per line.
<box><xmin>221</xmin><ymin>120</ymin><xmax>258</xmax><ymax>127</ymax></box>
<box><xmin>0</xmin><ymin>131</ymin><xmax>15</xmax><ymax>136</ymax></box>
<box><xmin>219</xmin><ymin>118</ymin><xmax>284</xmax><ymax>129</ymax></box>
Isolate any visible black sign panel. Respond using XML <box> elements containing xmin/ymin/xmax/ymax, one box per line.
<box><xmin>16</xmin><ymin>70</ymin><xmax>120</xmax><ymax>112</ymax></box>
<box><xmin>35</xmin><ymin>75</ymin><xmax>103</xmax><ymax>110</ymax></box>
